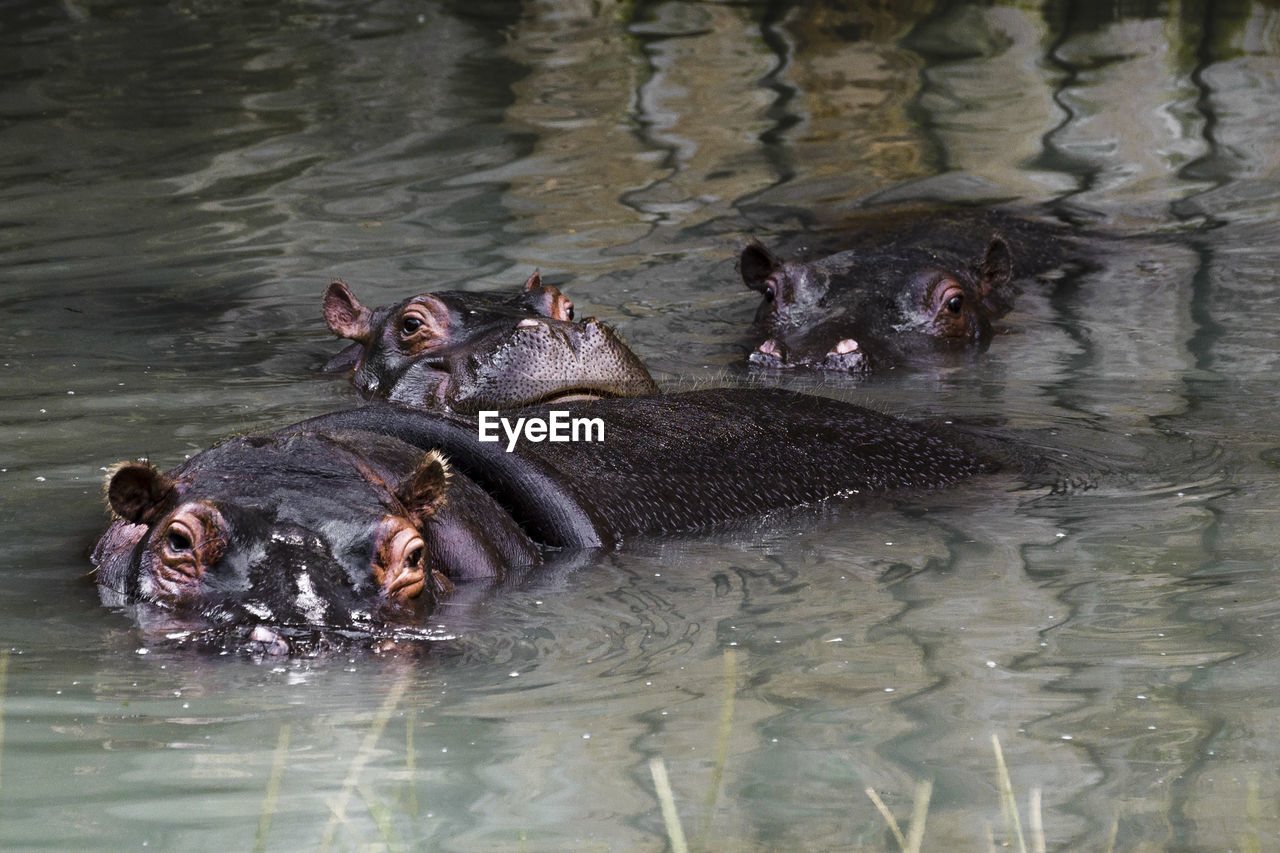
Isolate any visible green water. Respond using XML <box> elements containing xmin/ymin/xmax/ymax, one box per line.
<box><xmin>2</xmin><ymin>1</ymin><xmax>1279</xmax><ymax>849</ymax></box>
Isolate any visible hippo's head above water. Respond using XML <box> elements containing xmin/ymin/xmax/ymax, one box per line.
<box><xmin>323</xmin><ymin>273</ymin><xmax>658</xmax><ymax>413</ymax></box>
<box><xmin>92</xmin><ymin>430</ymin><xmax>459</xmax><ymax>653</ymax></box>
<box><xmin>739</xmin><ymin>235</ymin><xmax>1016</xmax><ymax>373</ymax></box>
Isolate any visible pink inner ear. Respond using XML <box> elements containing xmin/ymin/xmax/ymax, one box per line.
<box><xmin>323</xmin><ymin>280</ymin><xmax>373</xmax><ymax>341</ymax></box>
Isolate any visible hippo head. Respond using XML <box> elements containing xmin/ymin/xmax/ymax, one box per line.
<box><xmin>92</xmin><ymin>430</ymin><xmax>454</xmax><ymax>654</ymax></box>
<box><xmin>323</xmin><ymin>273</ymin><xmax>658</xmax><ymax>413</ymax></box>
<box><xmin>739</xmin><ymin>236</ymin><xmax>1015</xmax><ymax>373</ymax></box>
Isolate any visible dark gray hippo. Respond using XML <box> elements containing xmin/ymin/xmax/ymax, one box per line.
<box><xmin>323</xmin><ymin>272</ymin><xmax>658</xmax><ymax>413</ymax></box>
<box><xmin>93</xmin><ymin>388</ymin><xmax>997</xmax><ymax>653</ymax></box>
<box><xmin>739</xmin><ymin>207</ymin><xmax>1081</xmax><ymax>373</ymax></box>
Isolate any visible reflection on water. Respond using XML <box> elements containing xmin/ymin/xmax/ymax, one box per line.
<box><xmin>2</xmin><ymin>0</ymin><xmax>1280</xmax><ymax>849</ymax></box>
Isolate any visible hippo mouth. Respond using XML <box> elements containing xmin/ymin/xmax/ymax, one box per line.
<box><xmin>110</xmin><ymin>598</ymin><xmax>458</xmax><ymax>657</ymax></box>
<box><xmin>97</xmin><ymin>564</ymin><xmax>455</xmax><ymax>657</ymax></box>
<box><xmin>395</xmin><ymin>367</ymin><xmax>630</xmax><ymax>413</ymax></box>
<box><xmin>516</xmin><ymin>385</ymin><xmax>637</xmax><ymax>405</ymax></box>
<box><xmin>236</xmin><ymin>622</ymin><xmax>457</xmax><ymax>656</ymax></box>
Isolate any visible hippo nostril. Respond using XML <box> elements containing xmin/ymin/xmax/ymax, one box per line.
<box><xmin>821</xmin><ymin>339</ymin><xmax>870</xmax><ymax>373</ymax></box>
<box><xmin>749</xmin><ymin>338</ymin><xmax>788</xmax><ymax>368</ymax></box>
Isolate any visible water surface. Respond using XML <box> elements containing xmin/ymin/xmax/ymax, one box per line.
<box><xmin>2</xmin><ymin>1</ymin><xmax>1279</xmax><ymax>849</ymax></box>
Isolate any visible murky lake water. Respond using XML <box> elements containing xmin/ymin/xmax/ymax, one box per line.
<box><xmin>3</xmin><ymin>1</ymin><xmax>1279</xmax><ymax>849</ymax></box>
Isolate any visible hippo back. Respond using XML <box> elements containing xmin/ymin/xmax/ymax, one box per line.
<box><xmin>509</xmin><ymin>389</ymin><xmax>994</xmax><ymax>541</ymax></box>
<box><xmin>303</xmin><ymin>389</ymin><xmax>995</xmax><ymax>548</ymax></box>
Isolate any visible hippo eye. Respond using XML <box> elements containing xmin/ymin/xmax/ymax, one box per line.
<box><xmin>166</xmin><ymin>527</ymin><xmax>193</xmax><ymax>554</ymax></box>
<box><xmin>934</xmin><ymin>281</ymin><xmax>965</xmax><ymax>317</ymax></box>
<box><xmin>401</xmin><ymin>316</ymin><xmax>425</xmax><ymax>336</ymax></box>
<box><xmin>565</xmin><ymin>305</ymin><xmax>574</xmax><ymax>321</ymax></box>
<box><xmin>406</xmin><ymin>546</ymin><xmax>423</xmax><ymax>568</ymax></box>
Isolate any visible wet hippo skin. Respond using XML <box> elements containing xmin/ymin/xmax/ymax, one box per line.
<box><xmin>323</xmin><ymin>272</ymin><xmax>658</xmax><ymax>413</ymax></box>
<box><xmin>739</xmin><ymin>206</ymin><xmax>1083</xmax><ymax>373</ymax></box>
<box><xmin>93</xmin><ymin>388</ymin><xmax>996</xmax><ymax>651</ymax></box>
<box><xmin>313</xmin><ymin>389</ymin><xmax>995</xmax><ymax>546</ymax></box>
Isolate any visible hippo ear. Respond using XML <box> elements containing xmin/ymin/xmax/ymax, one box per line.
<box><xmin>977</xmin><ymin>235</ymin><xmax>1014</xmax><ymax>291</ymax></box>
<box><xmin>324</xmin><ymin>280</ymin><xmax>374</xmax><ymax>342</ymax></box>
<box><xmin>739</xmin><ymin>240</ymin><xmax>781</xmax><ymax>293</ymax></box>
<box><xmin>107</xmin><ymin>462</ymin><xmax>177</xmax><ymax>525</ymax></box>
<box><xmin>520</xmin><ymin>271</ymin><xmax>574</xmax><ymax>322</ymax></box>
<box><xmin>396</xmin><ymin>450</ymin><xmax>450</xmax><ymax>527</ymax></box>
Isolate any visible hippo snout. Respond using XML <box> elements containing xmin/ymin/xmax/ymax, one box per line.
<box><xmin>749</xmin><ymin>337</ymin><xmax>871</xmax><ymax>373</ymax></box>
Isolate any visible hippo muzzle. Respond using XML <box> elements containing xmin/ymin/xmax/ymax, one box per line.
<box><xmin>325</xmin><ymin>274</ymin><xmax>657</xmax><ymax>413</ymax></box>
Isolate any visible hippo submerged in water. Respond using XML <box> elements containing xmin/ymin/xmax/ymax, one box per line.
<box><xmin>92</xmin><ymin>389</ymin><xmax>997</xmax><ymax>653</ymax></box>
<box><xmin>739</xmin><ymin>207</ymin><xmax>1081</xmax><ymax>373</ymax></box>
<box><xmin>323</xmin><ymin>272</ymin><xmax>657</xmax><ymax>413</ymax></box>
<box><xmin>740</xmin><ymin>235</ymin><xmax>1016</xmax><ymax>372</ymax></box>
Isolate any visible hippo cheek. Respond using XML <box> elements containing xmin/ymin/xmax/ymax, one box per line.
<box><xmin>351</xmin><ymin>364</ymin><xmax>386</xmax><ymax>397</ymax></box>
<box><xmin>384</xmin><ymin>366</ymin><xmax>452</xmax><ymax>410</ymax></box>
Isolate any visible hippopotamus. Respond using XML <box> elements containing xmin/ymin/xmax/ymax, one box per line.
<box><xmin>92</xmin><ymin>388</ymin><xmax>997</xmax><ymax>653</ymax></box>
<box><xmin>323</xmin><ymin>272</ymin><xmax>658</xmax><ymax>413</ymax></box>
<box><xmin>739</xmin><ymin>207</ymin><xmax>1081</xmax><ymax>372</ymax></box>
<box><xmin>740</xmin><ymin>236</ymin><xmax>1016</xmax><ymax>372</ymax></box>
